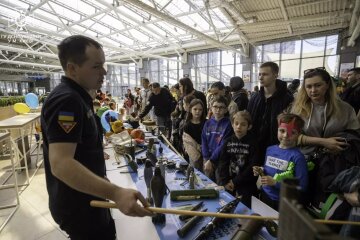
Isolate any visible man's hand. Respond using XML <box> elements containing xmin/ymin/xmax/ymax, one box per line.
<box><xmin>112</xmin><ymin>187</ymin><xmax>154</xmax><ymax>217</ymax></box>
<box><xmin>260</xmin><ymin>176</ymin><xmax>276</xmax><ymax>186</ymax></box>
<box><xmin>204</xmin><ymin>160</ymin><xmax>214</xmax><ymax>176</ymax></box>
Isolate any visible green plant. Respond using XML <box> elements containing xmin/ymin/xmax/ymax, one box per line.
<box><xmin>0</xmin><ymin>96</ymin><xmax>25</xmax><ymax>107</ymax></box>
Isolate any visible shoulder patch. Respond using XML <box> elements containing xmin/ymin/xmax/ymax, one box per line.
<box><xmin>58</xmin><ymin>121</ymin><xmax>77</xmax><ymax>133</ymax></box>
<box><xmin>58</xmin><ymin>111</ymin><xmax>75</xmax><ymax>121</ymax></box>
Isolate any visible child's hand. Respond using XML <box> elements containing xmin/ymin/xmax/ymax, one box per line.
<box><xmin>224</xmin><ymin>180</ymin><xmax>234</xmax><ymax>192</ymax></box>
<box><xmin>260</xmin><ymin>176</ymin><xmax>276</xmax><ymax>186</ymax></box>
<box><xmin>204</xmin><ymin>160</ymin><xmax>214</xmax><ymax>176</ymax></box>
<box><xmin>253</xmin><ymin>166</ymin><xmax>264</xmax><ymax>176</ymax></box>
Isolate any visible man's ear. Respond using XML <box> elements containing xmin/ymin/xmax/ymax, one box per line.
<box><xmin>66</xmin><ymin>62</ymin><xmax>77</xmax><ymax>77</ymax></box>
<box><xmin>248</xmin><ymin>124</ymin><xmax>252</xmax><ymax>130</ymax></box>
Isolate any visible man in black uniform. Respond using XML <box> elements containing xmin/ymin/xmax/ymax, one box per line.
<box><xmin>41</xmin><ymin>35</ymin><xmax>152</xmax><ymax>240</ymax></box>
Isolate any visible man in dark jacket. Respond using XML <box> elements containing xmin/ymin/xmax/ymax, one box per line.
<box><xmin>229</xmin><ymin>76</ymin><xmax>249</xmax><ymax>111</ymax></box>
<box><xmin>137</xmin><ymin>82</ymin><xmax>175</xmax><ymax>138</ymax></box>
<box><xmin>247</xmin><ymin>62</ymin><xmax>293</xmax><ymax>161</ymax></box>
<box><xmin>341</xmin><ymin>67</ymin><xmax>360</xmax><ymax>114</ymax></box>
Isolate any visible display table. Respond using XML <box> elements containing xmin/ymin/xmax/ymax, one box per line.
<box><xmin>0</xmin><ymin>113</ymin><xmax>41</xmax><ymax>186</ymax></box>
<box><xmin>105</xmin><ymin>136</ymin><xmax>277</xmax><ymax>240</ymax></box>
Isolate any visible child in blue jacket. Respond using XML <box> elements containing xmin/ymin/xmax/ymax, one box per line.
<box><xmin>202</xmin><ymin>95</ymin><xmax>233</xmax><ymax>180</ymax></box>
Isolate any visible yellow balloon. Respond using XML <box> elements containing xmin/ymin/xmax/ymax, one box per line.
<box><xmin>14</xmin><ymin>103</ymin><xmax>30</xmax><ymax>114</ymax></box>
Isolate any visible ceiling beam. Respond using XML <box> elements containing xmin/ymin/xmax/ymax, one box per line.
<box><xmin>239</xmin><ymin>11</ymin><xmax>351</xmax><ymax>29</ymax></box>
<box><xmin>0</xmin><ymin>67</ymin><xmax>54</xmax><ymax>74</ymax></box>
<box><xmin>278</xmin><ymin>0</ymin><xmax>293</xmax><ymax>34</ymax></box>
<box><xmin>252</xmin><ymin>23</ymin><xmax>346</xmax><ymax>43</ymax></box>
<box><xmin>242</xmin><ymin>0</ymin><xmax>337</xmax><ymax>16</ymax></box>
<box><xmin>0</xmin><ymin>45</ymin><xmax>57</xmax><ymax>61</ymax></box>
<box><xmin>0</xmin><ymin>59</ymin><xmax>61</xmax><ymax>69</ymax></box>
<box><xmin>94</xmin><ymin>0</ymin><xmax>184</xmax><ymax>51</ymax></box>
<box><xmin>0</xmin><ymin>2</ymin><xmax>176</xmax><ymax>62</ymax></box>
<box><xmin>348</xmin><ymin>0</ymin><xmax>360</xmax><ymax>46</ymax></box>
<box><xmin>218</xmin><ymin>7</ymin><xmax>250</xmax><ymax>55</ymax></box>
<box><xmin>121</xmin><ymin>0</ymin><xmax>246</xmax><ymax>56</ymax></box>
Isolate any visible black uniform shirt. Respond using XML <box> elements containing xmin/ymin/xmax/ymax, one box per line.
<box><xmin>41</xmin><ymin>76</ymin><xmax>105</xmax><ymax>219</ymax></box>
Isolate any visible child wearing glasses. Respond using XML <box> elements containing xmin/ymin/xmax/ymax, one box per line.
<box><xmin>217</xmin><ymin>111</ymin><xmax>260</xmax><ymax>207</ymax></box>
<box><xmin>253</xmin><ymin>113</ymin><xmax>308</xmax><ymax>211</ymax></box>
<box><xmin>202</xmin><ymin>95</ymin><xmax>233</xmax><ymax>181</ymax></box>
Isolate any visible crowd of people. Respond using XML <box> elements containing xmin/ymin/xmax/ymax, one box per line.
<box><xmin>41</xmin><ymin>35</ymin><xmax>360</xmax><ymax>239</ymax></box>
<box><xmin>125</xmin><ymin>62</ymin><xmax>360</xmax><ymax>237</ymax></box>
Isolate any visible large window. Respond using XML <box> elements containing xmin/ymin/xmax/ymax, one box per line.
<box><xmin>221</xmin><ymin>51</ymin><xmax>235</xmax><ymax>86</ymax></box>
<box><xmin>145</xmin><ymin>57</ymin><xmax>182</xmax><ymax>87</ymax></box>
<box><xmin>255</xmin><ymin>34</ymin><xmax>339</xmax><ymax>82</ymax></box>
<box><xmin>191</xmin><ymin>50</ymin><xmax>239</xmax><ymax>90</ymax></box>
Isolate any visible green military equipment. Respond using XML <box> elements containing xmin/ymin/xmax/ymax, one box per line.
<box><xmin>170</xmin><ymin>189</ymin><xmax>218</xmax><ymax>201</ymax></box>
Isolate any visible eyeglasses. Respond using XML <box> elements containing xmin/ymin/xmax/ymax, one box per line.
<box><xmin>212</xmin><ymin>105</ymin><xmax>226</xmax><ymax>110</ymax></box>
<box><xmin>303</xmin><ymin>67</ymin><xmax>326</xmax><ymax>75</ymax></box>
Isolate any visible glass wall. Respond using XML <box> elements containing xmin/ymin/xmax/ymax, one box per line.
<box><xmin>45</xmin><ymin>33</ymin><xmax>340</xmax><ymax>95</ymax></box>
<box><xmin>105</xmin><ymin>64</ymin><xmax>139</xmax><ymax>97</ymax></box>
<box><xmin>190</xmin><ymin>50</ymin><xmax>244</xmax><ymax>90</ymax></box>
<box><xmin>257</xmin><ymin>34</ymin><xmax>339</xmax><ymax>82</ymax></box>
<box><xmin>147</xmin><ymin>56</ymin><xmax>182</xmax><ymax>88</ymax></box>
<box><xmin>0</xmin><ymin>81</ymin><xmax>32</xmax><ymax>96</ymax></box>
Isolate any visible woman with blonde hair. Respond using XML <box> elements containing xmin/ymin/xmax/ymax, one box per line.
<box><xmin>292</xmin><ymin>67</ymin><xmax>359</xmax><ymax>155</ymax></box>
<box><xmin>291</xmin><ymin>67</ymin><xmax>359</xmax><ymax>227</ymax></box>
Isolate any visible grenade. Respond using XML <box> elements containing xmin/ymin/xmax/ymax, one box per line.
<box><xmin>150</xmin><ymin>166</ymin><xmax>166</xmax><ymax>224</ymax></box>
<box><xmin>144</xmin><ymin>160</ymin><xmax>153</xmax><ymax>205</ymax></box>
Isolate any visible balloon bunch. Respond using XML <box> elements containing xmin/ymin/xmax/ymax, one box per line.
<box><xmin>13</xmin><ymin>93</ymin><xmax>39</xmax><ymax>114</ymax></box>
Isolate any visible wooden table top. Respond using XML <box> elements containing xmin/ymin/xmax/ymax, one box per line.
<box><xmin>0</xmin><ymin>113</ymin><xmax>41</xmax><ymax>129</ymax></box>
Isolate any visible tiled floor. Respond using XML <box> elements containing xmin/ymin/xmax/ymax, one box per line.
<box><xmin>0</xmin><ymin>156</ymin><xmax>68</xmax><ymax>240</ymax></box>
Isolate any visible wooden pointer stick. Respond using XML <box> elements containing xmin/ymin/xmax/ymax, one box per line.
<box><xmin>90</xmin><ymin>200</ymin><xmax>360</xmax><ymax>226</ymax></box>
<box><xmin>91</xmin><ymin>200</ymin><xmax>277</xmax><ymax>221</ymax></box>
<box><xmin>160</xmin><ymin>133</ymin><xmax>182</xmax><ymax>157</ymax></box>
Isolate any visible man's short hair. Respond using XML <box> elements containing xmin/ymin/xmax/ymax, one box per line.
<box><xmin>349</xmin><ymin>68</ymin><xmax>360</xmax><ymax>74</ymax></box>
<box><xmin>210</xmin><ymin>81</ymin><xmax>225</xmax><ymax>90</ymax></box>
<box><xmin>57</xmin><ymin>35</ymin><xmax>102</xmax><ymax>71</ymax></box>
<box><xmin>260</xmin><ymin>62</ymin><xmax>279</xmax><ymax>74</ymax></box>
<box><xmin>152</xmin><ymin>82</ymin><xmax>160</xmax><ymax>88</ymax></box>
